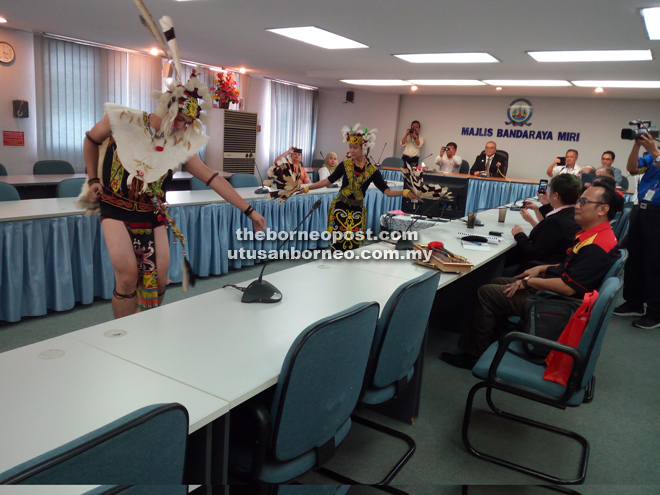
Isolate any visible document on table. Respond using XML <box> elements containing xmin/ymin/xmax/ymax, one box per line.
<box><xmin>462</xmin><ymin>240</ymin><xmax>491</xmax><ymax>252</ymax></box>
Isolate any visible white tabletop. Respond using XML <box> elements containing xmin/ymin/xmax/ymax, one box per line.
<box><xmin>72</xmin><ymin>262</ymin><xmax>409</xmax><ymax>407</ymax></box>
<box><xmin>0</xmin><ymin>183</ymin><xmax>401</xmax><ymax>223</ymax></box>
<box><xmin>0</xmin><ymin>336</ymin><xmax>228</xmax><ymax>474</ymax></box>
<box><xmin>0</xmin><ymin>174</ymin><xmax>88</xmax><ymax>186</ymax></box>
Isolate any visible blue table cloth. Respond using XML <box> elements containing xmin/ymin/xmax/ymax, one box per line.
<box><xmin>0</xmin><ymin>189</ymin><xmax>401</xmax><ymax>322</ymax></box>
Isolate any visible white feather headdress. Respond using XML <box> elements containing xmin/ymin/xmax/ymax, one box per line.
<box><xmin>341</xmin><ymin>123</ymin><xmax>377</xmax><ymax>153</ymax></box>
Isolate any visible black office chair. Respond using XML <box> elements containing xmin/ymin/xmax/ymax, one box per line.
<box><xmin>0</xmin><ymin>182</ymin><xmax>20</xmax><ymax>201</ymax></box>
<box><xmin>459</xmin><ymin>160</ymin><xmax>470</xmax><ymax>174</ymax></box>
<box><xmin>0</xmin><ymin>163</ymin><xmax>7</xmax><ymax>176</ymax></box>
<box><xmin>311</xmin><ymin>158</ymin><xmax>325</xmax><ymax>169</ymax></box>
<box><xmin>618</xmin><ymin>176</ymin><xmax>629</xmax><ymax>190</ymax></box>
<box><xmin>381</xmin><ymin>157</ymin><xmax>405</xmax><ymax>169</ymax></box>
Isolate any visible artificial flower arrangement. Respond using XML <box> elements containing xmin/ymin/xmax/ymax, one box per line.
<box><xmin>211</xmin><ymin>72</ymin><xmax>240</xmax><ymax>106</ymax></box>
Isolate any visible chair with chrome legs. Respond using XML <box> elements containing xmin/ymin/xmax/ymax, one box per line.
<box><xmin>462</xmin><ymin>277</ymin><xmax>622</xmax><ymax>485</ymax></box>
<box><xmin>320</xmin><ymin>271</ymin><xmax>440</xmax><ymax>486</ymax></box>
<box><xmin>227</xmin><ymin>302</ymin><xmax>379</xmax><ymax>485</ymax></box>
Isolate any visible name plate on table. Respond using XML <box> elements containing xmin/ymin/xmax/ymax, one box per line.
<box><xmin>456</xmin><ymin>232</ymin><xmax>503</xmax><ymax>245</ymax></box>
<box><xmin>412</xmin><ymin>243</ymin><xmax>474</xmax><ymax>273</ymax></box>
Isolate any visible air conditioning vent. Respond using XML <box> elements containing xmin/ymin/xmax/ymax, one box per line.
<box><xmin>205</xmin><ymin>109</ymin><xmax>258</xmax><ymax>174</ymax></box>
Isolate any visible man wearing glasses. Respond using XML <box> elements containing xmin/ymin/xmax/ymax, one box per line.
<box><xmin>441</xmin><ymin>184</ymin><xmax>623</xmax><ymax>369</ymax></box>
<box><xmin>613</xmin><ymin>134</ymin><xmax>660</xmax><ymax>329</ymax></box>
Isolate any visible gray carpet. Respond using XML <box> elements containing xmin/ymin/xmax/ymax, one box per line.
<box><xmin>1</xmin><ymin>262</ymin><xmax>658</xmax><ymax>493</ymax></box>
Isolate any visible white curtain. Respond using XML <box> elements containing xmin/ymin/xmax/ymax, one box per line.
<box><xmin>269</xmin><ymin>81</ymin><xmax>318</xmax><ymax>168</ymax></box>
<box><xmin>34</xmin><ymin>36</ymin><xmax>162</xmax><ymax>171</ymax></box>
<box><xmin>34</xmin><ymin>36</ymin><xmax>128</xmax><ymax>171</ymax></box>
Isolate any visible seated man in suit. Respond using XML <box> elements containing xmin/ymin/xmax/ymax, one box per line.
<box><xmin>440</xmin><ymin>183</ymin><xmax>623</xmax><ymax>369</ymax></box>
<box><xmin>470</xmin><ymin>141</ymin><xmax>508</xmax><ymax>178</ymax></box>
<box><xmin>509</xmin><ymin>174</ymin><xmax>582</xmax><ymax>275</ymax></box>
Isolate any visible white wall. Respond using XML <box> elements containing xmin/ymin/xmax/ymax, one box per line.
<box><xmin>315</xmin><ymin>89</ymin><xmax>400</xmax><ymax>165</ymax></box>
<box><xmin>245</xmin><ymin>76</ymin><xmax>270</xmax><ymax>178</ymax></box>
<box><xmin>398</xmin><ymin>94</ymin><xmax>660</xmax><ymax>183</ymax></box>
<box><xmin>0</xmin><ymin>28</ymin><xmax>37</xmax><ymax>174</ymax></box>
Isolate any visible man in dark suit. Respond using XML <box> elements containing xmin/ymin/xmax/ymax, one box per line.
<box><xmin>470</xmin><ymin>141</ymin><xmax>508</xmax><ymax>177</ymax></box>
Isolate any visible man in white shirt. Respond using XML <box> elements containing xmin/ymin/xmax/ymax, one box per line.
<box><xmin>432</xmin><ymin>142</ymin><xmax>462</xmax><ymax>173</ymax></box>
<box><xmin>400</xmin><ymin>120</ymin><xmax>424</xmax><ymax>167</ymax></box>
<box><xmin>547</xmin><ymin>149</ymin><xmax>581</xmax><ymax>177</ymax></box>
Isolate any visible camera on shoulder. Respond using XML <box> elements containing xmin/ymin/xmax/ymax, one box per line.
<box><xmin>621</xmin><ymin>120</ymin><xmax>659</xmax><ymax>140</ymax></box>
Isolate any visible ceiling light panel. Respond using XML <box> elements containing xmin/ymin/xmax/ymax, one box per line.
<box><xmin>340</xmin><ymin>80</ymin><xmax>411</xmax><ymax>86</ymax></box>
<box><xmin>484</xmin><ymin>80</ymin><xmax>572</xmax><ymax>87</ymax></box>
<box><xmin>394</xmin><ymin>53</ymin><xmax>499</xmax><ymax>63</ymax></box>
<box><xmin>408</xmin><ymin>80</ymin><xmax>486</xmax><ymax>86</ymax></box>
<box><xmin>267</xmin><ymin>27</ymin><xmax>367</xmax><ymax>49</ymax></box>
<box><xmin>528</xmin><ymin>50</ymin><xmax>653</xmax><ymax>62</ymax></box>
<box><xmin>642</xmin><ymin>7</ymin><xmax>660</xmax><ymax>40</ymax></box>
<box><xmin>571</xmin><ymin>81</ymin><xmax>660</xmax><ymax>88</ymax></box>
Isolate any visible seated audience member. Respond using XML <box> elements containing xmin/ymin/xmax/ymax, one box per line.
<box><xmin>317</xmin><ymin>152</ymin><xmax>339</xmax><ymax>183</ymax></box>
<box><xmin>432</xmin><ymin>142</ymin><xmax>462</xmax><ymax>173</ymax></box>
<box><xmin>440</xmin><ymin>183</ymin><xmax>623</xmax><ymax>369</ymax></box>
<box><xmin>470</xmin><ymin>141</ymin><xmax>508</xmax><ymax>177</ymax></box>
<box><xmin>584</xmin><ymin>167</ymin><xmax>615</xmax><ymax>188</ymax></box>
<box><xmin>273</xmin><ymin>147</ymin><xmax>311</xmax><ymax>184</ymax></box>
<box><xmin>547</xmin><ymin>149</ymin><xmax>580</xmax><ymax>177</ymax></box>
<box><xmin>509</xmin><ymin>174</ymin><xmax>582</xmax><ymax>275</ymax></box>
<box><xmin>600</xmin><ymin>150</ymin><xmax>623</xmax><ymax>185</ymax></box>
<box><xmin>578</xmin><ymin>165</ymin><xmax>596</xmax><ymax>177</ymax></box>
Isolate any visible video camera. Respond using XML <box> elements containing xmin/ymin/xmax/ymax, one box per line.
<box><xmin>621</xmin><ymin>120</ymin><xmax>659</xmax><ymax>140</ymax></box>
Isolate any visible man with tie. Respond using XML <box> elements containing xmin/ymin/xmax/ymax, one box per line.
<box><xmin>470</xmin><ymin>141</ymin><xmax>508</xmax><ymax>177</ymax></box>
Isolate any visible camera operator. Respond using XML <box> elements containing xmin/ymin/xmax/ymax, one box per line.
<box><xmin>613</xmin><ymin>133</ymin><xmax>660</xmax><ymax>329</ymax></box>
<box><xmin>400</xmin><ymin>120</ymin><xmax>424</xmax><ymax>167</ymax></box>
<box><xmin>432</xmin><ymin>142</ymin><xmax>462</xmax><ymax>173</ymax></box>
<box><xmin>546</xmin><ymin>149</ymin><xmax>581</xmax><ymax>177</ymax></box>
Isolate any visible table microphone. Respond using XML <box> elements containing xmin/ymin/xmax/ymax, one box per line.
<box><xmin>395</xmin><ymin>199</ymin><xmax>437</xmax><ymax>250</ymax></box>
<box><xmin>251</xmin><ymin>151</ymin><xmax>270</xmax><ymax>194</ymax></box>
<box><xmin>375</xmin><ymin>142</ymin><xmax>387</xmax><ymax>166</ymax></box>
<box><xmin>241</xmin><ymin>198</ymin><xmax>323</xmax><ymax>303</ymax></box>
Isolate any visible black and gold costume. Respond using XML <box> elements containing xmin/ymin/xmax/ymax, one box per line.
<box><xmin>326</xmin><ymin>159</ymin><xmax>389</xmax><ymax>251</ymax></box>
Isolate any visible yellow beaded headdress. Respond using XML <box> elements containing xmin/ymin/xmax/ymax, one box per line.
<box><xmin>341</xmin><ymin>123</ymin><xmax>377</xmax><ymax>153</ymax></box>
<box><xmin>133</xmin><ymin>0</ymin><xmax>211</xmax><ymax>137</ymax></box>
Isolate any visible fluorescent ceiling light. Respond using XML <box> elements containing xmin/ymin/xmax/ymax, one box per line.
<box><xmin>642</xmin><ymin>7</ymin><xmax>660</xmax><ymax>40</ymax></box>
<box><xmin>394</xmin><ymin>53</ymin><xmax>499</xmax><ymax>63</ymax></box>
<box><xmin>407</xmin><ymin>80</ymin><xmax>486</xmax><ymax>86</ymax></box>
<box><xmin>267</xmin><ymin>26</ymin><xmax>367</xmax><ymax>49</ymax></box>
<box><xmin>484</xmin><ymin>80</ymin><xmax>572</xmax><ymax>87</ymax></box>
<box><xmin>340</xmin><ymin>80</ymin><xmax>411</xmax><ymax>86</ymax></box>
<box><xmin>528</xmin><ymin>50</ymin><xmax>652</xmax><ymax>62</ymax></box>
<box><xmin>571</xmin><ymin>80</ymin><xmax>660</xmax><ymax>88</ymax></box>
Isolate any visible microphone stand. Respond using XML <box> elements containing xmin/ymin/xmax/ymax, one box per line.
<box><xmin>251</xmin><ymin>151</ymin><xmax>270</xmax><ymax>194</ymax></box>
<box><xmin>241</xmin><ymin>198</ymin><xmax>323</xmax><ymax>303</ymax></box>
<box><xmin>375</xmin><ymin>142</ymin><xmax>387</xmax><ymax>166</ymax></box>
<box><xmin>395</xmin><ymin>198</ymin><xmax>437</xmax><ymax>250</ymax></box>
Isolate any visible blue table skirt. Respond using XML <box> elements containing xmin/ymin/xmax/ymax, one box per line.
<box><xmin>0</xmin><ymin>189</ymin><xmax>401</xmax><ymax>322</ymax></box>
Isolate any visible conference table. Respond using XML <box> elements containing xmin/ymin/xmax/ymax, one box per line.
<box><xmin>0</xmin><ymin>205</ymin><xmax>529</xmax><ymax>486</ymax></box>
<box><xmin>0</xmin><ymin>172</ymin><xmax>199</xmax><ymax>199</ymax></box>
<box><xmin>379</xmin><ymin>167</ymin><xmax>635</xmax><ymax>213</ymax></box>
<box><xmin>0</xmin><ymin>335</ymin><xmax>229</xmax><ymax>484</ymax></box>
<box><xmin>0</xmin><ymin>184</ymin><xmax>401</xmax><ymax>322</ymax></box>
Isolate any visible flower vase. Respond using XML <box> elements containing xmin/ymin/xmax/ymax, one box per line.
<box><xmin>219</xmin><ymin>100</ymin><xmax>230</xmax><ymax>109</ymax></box>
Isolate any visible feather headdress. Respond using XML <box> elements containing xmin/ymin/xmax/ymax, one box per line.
<box><xmin>341</xmin><ymin>123</ymin><xmax>377</xmax><ymax>153</ymax></box>
<box><xmin>401</xmin><ymin>162</ymin><xmax>455</xmax><ymax>201</ymax></box>
<box><xmin>133</xmin><ymin>0</ymin><xmax>212</xmax><ymax>139</ymax></box>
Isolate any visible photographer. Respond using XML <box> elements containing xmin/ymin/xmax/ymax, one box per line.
<box><xmin>432</xmin><ymin>142</ymin><xmax>462</xmax><ymax>173</ymax></box>
<box><xmin>400</xmin><ymin>120</ymin><xmax>424</xmax><ymax>167</ymax></box>
<box><xmin>546</xmin><ymin>149</ymin><xmax>581</xmax><ymax>177</ymax></box>
<box><xmin>613</xmin><ymin>133</ymin><xmax>660</xmax><ymax>329</ymax></box>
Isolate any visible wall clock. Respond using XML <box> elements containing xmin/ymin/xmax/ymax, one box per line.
<box><xmin>0</xmin><ymin>42</ymin><xmax>16</xmax><ymax>65</ymax></box>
